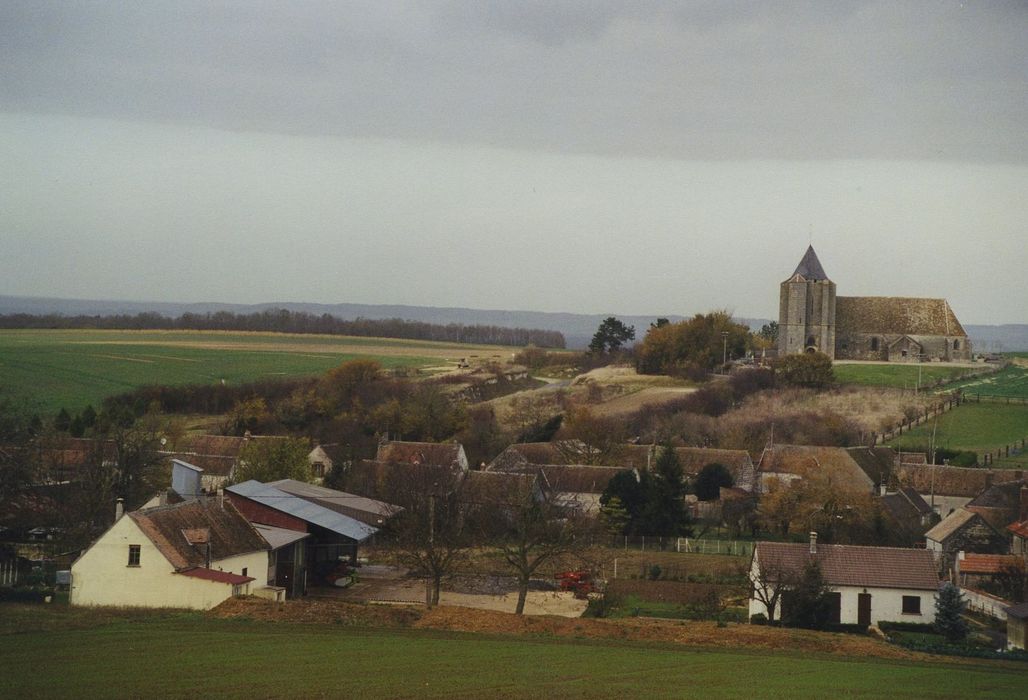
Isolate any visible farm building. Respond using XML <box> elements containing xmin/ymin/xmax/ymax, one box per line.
<box><xmin>756</xmin><ymin>444</ymin><xmax>874</xmax><ymax>494</ymax></box>
<box><xmin>1005</xmin><ymin>602</ymin><xmax>1028</xmax><ymax>651</ymax></box>
<box><xmin>749</xmin><ymin>536</ymin><xmax>939</xmax><ymax>626</ymax></box>
<box><xmin>308</xmin><ymin>443</ymin><xmax>350</xmax><ymax>482</ymax></box>
<box><xmin>70</xmin><ymin>497</ymin><xmax>270</xmax><ymax>610</ymax></box>
<box><xmin>225</xmin><ymin>479</ymin><xmax>396</xmax><ymax>591</ymax></box>
<box><xmin>375</xmin><ymin>440</ymin><xmax>468</xmax><ymax>471</ymax></box>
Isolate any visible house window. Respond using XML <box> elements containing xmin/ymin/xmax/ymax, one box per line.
<box><xmin>953</xmin><ymin>340</ymin><xmax>960</xmax><ymax>350</ymax></box>
<box><xmin>127</xmin><ymin>544</ymin><xmax>141</xmax><ymax>567</ymax></box>
<box><xmin>312</xmin><ymin>462</ymin><xmax>325</xmax><ymax>478</ymax></box>
<box><xmin>902</xmin><ymin>595</ymin><xmax>921</xmax><ymax>614</ymax></box>
<box><xmin>242</xmin><ymin>568</ymin><xmax>247</xmax><ymax>577</ymax></box>
<box><xmin>870</xmin><ymin>337</ymin><xmax>879</xmax><ymax>352</ymax></box>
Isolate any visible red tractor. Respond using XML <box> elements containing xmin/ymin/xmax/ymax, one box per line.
<box><xmin>555</xmin><ymin>570</ymin><xmax>593</xmax><ymax>599</ymax></box>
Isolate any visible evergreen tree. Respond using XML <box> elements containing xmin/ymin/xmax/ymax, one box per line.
<box><xmin>695</xmin><ymin>462</ymin><xmax>734</xmax><ymax>501</ymax></box>
<box><xmin>55</xmin><ymin>407</ymin><xmax>72</xmax><ymax>432</ymax></box>
<box><xmin>934</xmin><ymin>582</ymin><xmax>968</xmax><ymax>642</ymax></box>
<box><xmin>781</xmin><ymin>560</ymin><xmax>834</xmax><ymax>630</ymax></box>
<box><xmin>640</xmin><ymin>445</ymin><xmax>692</xmax><ymax>536</ymax></box>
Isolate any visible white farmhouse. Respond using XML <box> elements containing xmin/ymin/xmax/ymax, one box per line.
<box><xmin>749</xmin><ymin>535</ymin><xmax>939</xmax><ymax>627</ymax></box>
<box><xmin>70</xmin><ymin>498</ymin><xmax>270</xmax><ymax>610</ymax></box>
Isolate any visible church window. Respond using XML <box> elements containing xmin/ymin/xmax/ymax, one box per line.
<box><xmin>870</xmin><ymin>338</ymin><xmax>879</xmax><ymax>352</ymax></box>
<box><xmin>953</xmin><ymin>340</ymin><xmax>960</xmax><ymax>350</ymax></box>
<box><xmin>806</xmin><ymin>335</ymin><xmax>816</xmax><ymax>348</ymax></box>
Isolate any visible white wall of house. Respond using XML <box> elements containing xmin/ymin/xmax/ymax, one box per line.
<box><xmin>748</xmin><ymin>583</ymin><xmax>936</xmax><ymax>625</ymax></box>
<box><xmin>70</xmin><ymin>516</ymin><xmax>268</xmax><ymax>610</ymax></box>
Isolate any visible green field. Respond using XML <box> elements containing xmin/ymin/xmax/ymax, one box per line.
<box><xmin>888</xmin><ymin>403</ymin><xmax>1028</xmax><ymax>463</ymax></box>
<box><xmin>0</xmin><ymin>329</ymin><xmax>502</xmax><ymax>414</ymax></box>
<box><xmin>0</xmin><ymin>613</ymin><xmax>1024</xmax><ymax>698</ymax></box>
<box><xmin>833</xmin><ymin>362</ymin><xmax>973</xmax><ymax>390</ymax></box>
<box><xmin>944</xmin><ymin>364</ymin><xmax>1028</xmax><ymax>400</ymax></box>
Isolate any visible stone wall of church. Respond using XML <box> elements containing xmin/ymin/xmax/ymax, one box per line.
<box><xmin>779</xmin><ymin>279</ymin><xmax>835</xmax><ymax>359</ymax></box>
<box><xmin>835</xmin><ymin>331</ymin><xmax>972</xmax><ymax>362</ymax></box>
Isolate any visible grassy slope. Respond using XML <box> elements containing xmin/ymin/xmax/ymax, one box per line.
<box><xmin>888</xmin><ymin>403</ymin><xmax>1028</xmax><ymax>456</ymax></box>
<box><xmin>0</xmin><ymin>329</ymin><xmax>496</xmax><ymax>413</ymax></box>
<box><xmin>944</xmin><ymin>364</ymin><xmax>1028</xmax><ymax>399</ymax></box>
<box><xmin>833</xmin><ymin>363</ymin><xmax>971</xmax><ymax>389</ymax></box>
<box><xmin>1</xmin><ymin>616</ymin><xmax>1025</xmax><ymax>699</ymax></box>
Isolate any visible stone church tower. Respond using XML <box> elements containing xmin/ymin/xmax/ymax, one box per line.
<box><xmin>778</xmin><ymin>245</ymin><xmax>836</xmax><ymax>359</ymax></box>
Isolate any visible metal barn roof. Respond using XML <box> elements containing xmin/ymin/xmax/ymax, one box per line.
<box><xmin>227</xmin><ymin>480</ymin><xmax>379</xmax><ymax>542</ymax></box>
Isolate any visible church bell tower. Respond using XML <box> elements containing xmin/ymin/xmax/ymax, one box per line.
<box><xmin>778</xmin><ymin>245</ymin><xmax>836</xmax><ymax>359</ymax></box>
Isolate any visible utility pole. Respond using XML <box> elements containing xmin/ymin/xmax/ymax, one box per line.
<box><xmin>722</xmin><ymin>331</ymin><xmax>729</xmax><ymax>374</ymax></box>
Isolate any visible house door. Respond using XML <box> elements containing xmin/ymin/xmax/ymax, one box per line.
<box><xmin>858</xmin><ymin>593</ymin><xmax>872</xmax><ymax>627</ymax></box>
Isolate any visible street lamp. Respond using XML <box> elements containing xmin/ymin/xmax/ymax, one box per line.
<box><xmin>721</xmin><ymin>331</ymin><xmax>729</xmax><ymax>373</ymax></box>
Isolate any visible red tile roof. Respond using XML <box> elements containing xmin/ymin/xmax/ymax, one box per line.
<box><xmin>755</xmin><ymin>541</ymin><xmax>940</xmax><ymax>591</ymax></box>
<box><xmin>376</xmin><ymin>441</ymin><xmax>465</xmax><ymax>467</ymax></box>
<box><xmin>1008</xmin><ymin>520</ymin><xmax>1028</xmax><ymax>539</ymax></box>
<box><xmin>177</xmin><ymin>567</ymin><xmax>254</xmax><ymax>585</ymax></box>
<box><xmin>958</xmin><ymin>553</ymin><xmax>1022</xmax><ymax>575</ymax></box>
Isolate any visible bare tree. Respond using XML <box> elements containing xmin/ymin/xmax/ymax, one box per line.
<box><xmin>384</xmin><ymin>464</ymin><xmax>472</xmax><ymax>607</ymax></box>
<box><xmin>748</xmin><ymin>553</ymin><xmax>794</xmax><ymax>623</ymax></box>
<box><xmin>470</xmin><ymin>473</ymin><xmax>596</xmax><ymax>615</ymax></box>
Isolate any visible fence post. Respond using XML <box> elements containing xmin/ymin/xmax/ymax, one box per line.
<box><xmin>676</xmin><ymin>537</ymin><xmax>681</xmax><ymax>553</ymax></box>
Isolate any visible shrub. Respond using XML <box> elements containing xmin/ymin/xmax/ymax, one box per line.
<box><xmin>934</xmin><ymin>583</ymin><xmax>969</xmax><ymax>642</ymax></box>
<box><xmin>648</xmin><ymin>565</ymin><xmax>662</xmax><ymax>581</ymax></box>
<box><xmin>750</xmin><ymin>613</ymin><xmax>768</xmax><ymax>625</ymax></box>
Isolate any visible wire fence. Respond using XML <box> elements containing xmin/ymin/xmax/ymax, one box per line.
<box><xmin>608</xmin><ymin>535</ymin><xmax>753</xmax><ymax>558</ymax></box>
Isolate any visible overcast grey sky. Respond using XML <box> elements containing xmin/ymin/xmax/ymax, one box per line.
<box><xmin>1</xmin><ymin>1</ymin><xmax>1025</xmax><ymax>323</ymax></box>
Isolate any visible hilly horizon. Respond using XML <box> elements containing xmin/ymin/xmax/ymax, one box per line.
<box><xmin>2</xmin><ymin>294</ymin><xmax>1026</xmax><ymax>352</ymax></box>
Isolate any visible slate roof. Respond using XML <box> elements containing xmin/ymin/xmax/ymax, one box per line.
<box><xmin>375</xmin><ymin>441</ymin><xmax>465</xmax><ymax>468</ymax></box>
<box><xmin>265</xmin><ymin>478</ymin><xmax>398</xmax><ymax>526</ymax></box>
<box><xmin>164</xmin><ymin>453</ymin><xmax>237</xmax><ymax>477</ymax></box>
<box><xmin>226</xmin><ymin>480</ymin><xmax>379</xmax><ymax>542</ymax></box>
<box><xmin>755</xmin><ymin>541</ymin><xmax>939</xmax><ymax>591</ymax></box>
<box><xmin>790</xmin><ymin>245</ymin><xmax>830</xmax><ymax>281</ymax></box>
<box><xmin>836</xmin><ymin>296</ymin><xmax>967</xmax><ymax>337</ymax></box>
<box><xmin>540</xmin><ymin>465</ymin><xmax>630</xmax><ymax>494</ymax></box>
<box><xmin>966</xmin><ymin>480</ymin><xmax>1028</xmax><ymax>532</ymax></box>
<box><xmin>129</xmin><ymin>498</ymin><xmax>268</xmax><ymax>570</ymax></box>
<box><xmin>847</xmin><ymin>447</ymin><xmax>898</xmax><ymax>486</ymax></box>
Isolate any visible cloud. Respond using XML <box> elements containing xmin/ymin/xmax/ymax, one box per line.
<box><xmin>1</xmin><ymin>1</ymin><xmax>1024</xmax><ymax>161</ymax></box>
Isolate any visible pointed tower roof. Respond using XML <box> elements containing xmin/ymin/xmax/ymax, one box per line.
<box><xmin>791</xmin><ymin>245</ymin><xmax>829</xmax><ymax>281</ymax></box>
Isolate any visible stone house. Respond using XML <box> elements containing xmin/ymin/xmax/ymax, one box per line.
<box><xmin>925</xmin><ymin>508</ymin><xmax>1007</xmax><ymax>575</ymax></box>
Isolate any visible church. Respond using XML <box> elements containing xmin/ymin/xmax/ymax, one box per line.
<box><xmin>778</xmin><ymin>246</ymin><xmax>971</xmax><ymax>362</ymax></box>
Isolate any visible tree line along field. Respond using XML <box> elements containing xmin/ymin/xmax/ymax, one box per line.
<box><xmin>2</xmin><ymin>613</ymin><xmax>1025</xmax><ymax>699</ymax></box>
<box><xmin>0</xmin><ymin>329</ymin><xmax>507</xmax><ymax>414</ymax></box>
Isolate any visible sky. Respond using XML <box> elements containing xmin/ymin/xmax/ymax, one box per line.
<box><xmin>1</xmin><ymin>1</ymin><xmax>1026</xmax><ymax>324</ymax></box>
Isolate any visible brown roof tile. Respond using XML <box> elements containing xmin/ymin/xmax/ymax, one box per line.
<box><xmin>925</xmin><ymin>508</ymin><xmax>981</xmax><ymax>543</ymax></box>
<box><xmin>895</xmin><ymin>465</ymin><xmax>1023</xmax><ymax>498</ymax></box>
<box><xmin>755</xmin><ymin>541</ymin><xmax>939</xmax><ymax>590</ymax></box>
<box><xmin>129</xmin><ymin>498</ymin><xmax>268</xmax><ymax>570</ymax></box>
<box><xmin>758</xmin><ymin>445</ymin><xmax>874</xmax><ymax>490</ymax></box>
<box><xmin>376</xmin><ymin>441</ymin><xmax>465</xmax><ymax>467</ymax></box>
<box><xmin>958</xmin><ymin>553</ymin><xmax>1022</xmax><ymax>575</ymax></box>
<box><xmin>836</xmin><ymin>296</ymin><xmax>967</xmax><ymax>337</ymax></box>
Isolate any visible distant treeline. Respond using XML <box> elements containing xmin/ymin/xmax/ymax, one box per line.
<box><xmin>0</xmin><ymin>310</ymin><xmax>566</xmax><ymax>348</ymax></box>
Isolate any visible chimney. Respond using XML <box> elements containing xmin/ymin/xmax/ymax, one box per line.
<box><xmin>115</xmin><ymin>497</ymin><xmax>124</xmax><ymax>521</ymax></box>
<box><xmin>809</xmin><ymin>531</ymin><xmax>818</xmax><ymax>555</ymax></box>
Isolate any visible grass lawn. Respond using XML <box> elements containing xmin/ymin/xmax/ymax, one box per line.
<box><xmin>833</xmin><ymin>363</ymin><xmax>972</xmax><ymax>390</ymax></box>
<box><xmin>0</xmin><ymin>612</ymin><xmax>1025</xmax><ymax>699</ymax></box>
<box><xmin>888</xmin><ymin>402</ymin><xmax>1028</xmax><ymax>459</ymax></box>
<box><xmin>944</xmin><ymin>364</ymin><xmax>1028</xmax><ymax>400</ymax></box>
<box><xmin>0</xmin><ymin>329</ymin><xmax>502</xmax><ymax>413</ymax></box>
